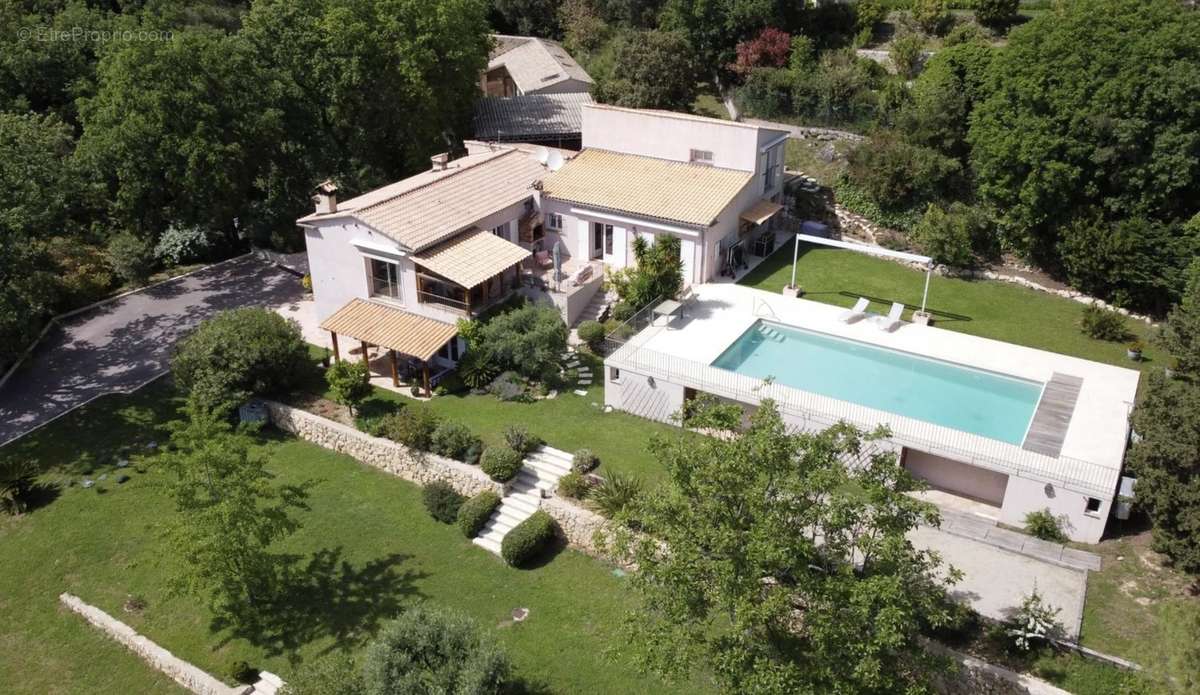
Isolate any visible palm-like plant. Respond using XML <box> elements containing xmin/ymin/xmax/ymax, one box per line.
<box><xmin>0</xmin><ymin>458</ymin><xmax>38</xmax><ymax>515</ymax></box>
<box><xmin>587</xmin><ymin>471</ymin><xmax>645</xmax><ymax>524</ymax></box>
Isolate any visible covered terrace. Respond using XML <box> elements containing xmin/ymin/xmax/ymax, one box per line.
<box><xmin>320</xmin><ymin>298</ymin><xmax>459</xmax><ymax>397</ymax></box>
<box><xmin>411</xmin><ymin>227</ymin><xmax>531</xmax><ymax>315</ymax></box>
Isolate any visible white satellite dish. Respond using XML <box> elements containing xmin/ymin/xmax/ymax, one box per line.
<box><xmin>546</xmin><ymin>150</ymin><xmax>565</xmax><ymax>171</ymax></box>
<box><xmin>535</xmin><ymin>146</ymin><xmax>550</xmax><ymax>165</ymax></box>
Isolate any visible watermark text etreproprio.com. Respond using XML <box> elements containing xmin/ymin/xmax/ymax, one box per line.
<box><xmin>17</xmin><ymin>26</ymin><xmax>173</xmax><ymax>42</ymax></box>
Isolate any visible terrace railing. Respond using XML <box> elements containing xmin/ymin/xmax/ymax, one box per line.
<box><xmin>605</xmin><ymin>340</ymin><xmax>1122</xmax><ymax>498</ymax></box>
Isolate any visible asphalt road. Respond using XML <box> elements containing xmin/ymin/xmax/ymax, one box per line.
<box><xmin>0</xmin><ymin>255</ymin><xmax>306</xmax><ymax>446</ymax></box>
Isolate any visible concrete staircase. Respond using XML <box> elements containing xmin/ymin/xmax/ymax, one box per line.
<box><xmin>572</xmin><ymin>290</ymin><xmax>611</xmax><ymax>327</ymax></box>
<box><xmin>472</xmin><ymin>445</ymin><xmax>573</xmax><ymax>555</ymax></box>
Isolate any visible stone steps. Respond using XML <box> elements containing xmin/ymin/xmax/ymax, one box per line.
<box><xmin>470</xmin><ymin>446</ymin><xmax>573</xmax><ymax>556</ymax></box>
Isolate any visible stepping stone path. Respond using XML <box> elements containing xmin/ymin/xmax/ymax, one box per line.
<box><xmin>573</xmin><ymin>389</ymin><xmax>588</xmax><ymax>396</ymax></box>
<box><xmin>472</xmin><ymin>445</ymin><xmax>574</xmax><ymax>555</ymax></box>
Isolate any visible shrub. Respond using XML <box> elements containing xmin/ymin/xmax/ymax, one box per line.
<box><xmin>606</xmin><ymin>235</ymin><xmax>683</xmax><ymax>312</ymax></box>
<box><xmin>889</xmin><ymin>33</ymin><xmax>925</xmax><ymax>79</ymax></box>
<box><xmin>1080</xmin><ymin>304</ymin><xmax>1130</xmax><ymax>342</ymax></box>
<box><xmin>501</xmin><ymin>510</ymin><xmax>557</xmax><ymax>567</ymax></box>
<box><xmin>610</xmin><ymin>301</ymin><xmax>634</xmax><ymax>322</ymax></box>
<box><xmin>423</xmin><ymin>481</ymin><xmax>466</xmax><ymax>524</ymax></box>
<box><xmin>576</xmin><ymin>320</ymin><xmax>605</xmax><ymax>348</ymax></box>
<box><xmin>912</xmin><ymin>0</ymin><xmax>951</xmax><ymax>36</ymax></box>
<box><xmin>228</xmin><ymin>660</ymin><xmax>257</xmax><ymax>685</ymax></box>
<box><xmin>471</xmin><ymin>303</ymin><xmax>567</xmax><ymax>380</ymax></box>
<box><xmin>503</xmin><ymin>425</ymin><xmax>542</xmax><ymax>456</ymax></box>
<box><xmin>154</xmin><ymin>223</ymin><xmax>217</xmax><ymax>266</ymax></box>
<box><xmin>914</xmin><ymin>202</ymin><xmax>995</xmax><ymax>268</ymax></box>
<box><xmin>480</xmin><ymin>446</ymin><xmax>523</xmax><ymax>483</ymax></box>
<box><xmin>106</xmin><ymin>231</ymin><xmax>156</xmax><ymax>285</ymax></box>
<box><xmin>973</xmin><ymin>0</ymin><xmax>1018</xmax><ymax>28</ymax></box>
<box><xmin>430</xmin><ymin>421</ymin><xmax>483</xmax><ymax>464</ymax></box>
<box><xmin>855</xmin><ymin>0</ymin><xmax>885</xmax><ymax>45</ymax></box>
<box><xmin>487</xmin><ymin>371</ymin><xmax>529</xmax><ymax>402</ymax></box>
<box><xmin>1024</xmin><ymin>508</ymin><xmax>1068</xmax><ymax>543</ymax></box>
<box><xmin>1006</xmin><ymin>587</ymin><xmax>1063</xmax><ymax>652</ymax></box>
<box><xmin>46</xmin><ymin>238</ymin><xmax>114</xmax><ymax>310</ymax></box>
<box><xmin>457</xmin><ymin>490</ymin><xmax>501</xmax><ymax>538</ymax></box>
<box><xmin>556</xmin><ymin>471</ymin><xmax>590</xmax><ymax>500</ymax></box>
<box><xmin>0</xmin><ymin>458</ymin><xmax>38</xmax><ymax>515</ymax></box>
<box><xmin>282</xmin><ymin>653</ymin><xmax>364</xmax><ymax>695</ymax></box>
<box><xmin>362</xmin><ymin>605</ymin><xmax>510</xmax><ymax>695</ymax></box>
<box><xmin>458</xmin><ymin>352</ymin><xmax>499</xmax><ymax>390</ymax></box>
<box><xmin>846</xmin><ymin>132</ymin><xmax>960</xmax><ymax>210</ymax></box>
<box><xmin>171</xmin><ymin>308</ymin><xmax>309</xmax><ymax>416</ymax></box>
<box><xmin>588</xmin><ymin>471</ymin><xmax>645</xmax><ymax>522</ymax></box>
<box><xmin>572</xmin><ymin>448</ymin><xmax>599</xmax><ymax>473</ymax></box>
<box><xmin>376</xmin><ymin>407</ymin><xmax>440</xmax><ymax>451</ymax></box>
<box><xmin>325</xmin><ymin>360</ymin><xmax>371</xmax><ymax>416</ymax></box>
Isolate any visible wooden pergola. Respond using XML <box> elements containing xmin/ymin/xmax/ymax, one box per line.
<box><xmin>320</xmin><ymin>299</ymin><xmax>459</xmax><ymax>397</ymax></box>
<box><xmin>411</xmin><ymin>228</ymin><xmax>532</xmax><ymax>316</ymax></box>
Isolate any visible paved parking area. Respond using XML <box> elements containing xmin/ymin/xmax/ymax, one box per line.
<box><xmin>0</xmin><ymin>255</ymin><xmax>305</xmax><ymax>446</ymax></box>
<box><xmin>910</xmin><ymin>525</ymin><xmax>1088</xmax><ymax>638</ymax></box>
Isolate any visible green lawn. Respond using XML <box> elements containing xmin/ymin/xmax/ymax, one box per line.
<box><xmin>0</xmin><ymin>380</ymin><xmax>699</xmax><ymax>694</ymax></box>
<box><xmin>785</xmin><ymin>137</ymin><xmax>855</xmax><ymax>186</ymax></box>
<box><xmin>740</xmin><ymin>242</ymin><xmax>1163</xmax><ymax>378</ymax></box>
<box><xmin>297</xmin><ymin>349</ymin><xmax>687</xmax><ymax>484</ymax></box>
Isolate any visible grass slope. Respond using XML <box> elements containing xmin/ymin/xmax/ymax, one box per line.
<box><xmin>0</xmin><ymin>381</ymin><xmax>694</xmax><ymax>694</ymax></box>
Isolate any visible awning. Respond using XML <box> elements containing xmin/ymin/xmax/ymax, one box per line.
<box><xmin>740</xmin><ymin>199</ymin><xmax>784</xmax><ymax>226</ymax></box>
<box><xmin>412</xmin><ymin>227</ymin><xmax>531</xmax><ymax>288</ymax></box>
<box><xmin>320</xmin><ymin>298</ymin><xmax>458</xmax><ymax>362</ymax></box>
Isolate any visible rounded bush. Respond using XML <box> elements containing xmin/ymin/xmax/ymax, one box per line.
<box><xmin>228</xmin><ymin>660</ymin><xmax>257</xmax><ymax>685</ymax></box>
<box><xmin>457</xmin><ymin>490</ymin><xmax>501</xmax><ymax>538</ymax></box>
<box><xmin>423</xmin><ymin>480</ymin><xmax>466</xmax><ymax>524</ymax></box>
<box><xmin>576</xmin><ymin>320</ymin><xmax>605</xmax><ymax>348</ymax></box>
<box><xmin>480</xmin><ymin>446</ymin><xmax>523</xmax><ymax>483</ymax></box>
<box><xmin>107</xmin><ymin>231</ymin><xmax>157</xmax><ymax>284</ymax></box>
<box><xmin>556</xmin><ymin>471</ymin><xmax>589</xmax><ymax>500</ymax></box>
<box><xmin>503</xmin><ymin>425</ymin><xmax>542</xmax><ymax>455</ymax></box>
<box><xmin>431</xmin><ymin>421</ymin><xmax>482</xmax><ymax>464</ymax></box>
<box><xmin>1080</xmin><ymin>304</ymin><xmax>1130</xmax><ymax>342</ymax></box>
<box><xmin>501</xmin><ymin>510</ymin><xmax>557</xmax><ymax>567</ymax></box>
<box><xmin>571</xmin><ymin>448</ymin><xmax>599</xmax><ymax>473</ymax></box>
<box><xmin>611</xmin><ymin>301</ymin><xmax>634</xmax><ymax>322</ymax></box>
<box><xmin>362</xmin><ymin>605</ymin><xmax>510</xmax><ymax>694</ymax></box>
<box><xmin>154</xmin><ymin>222</ymin><xmax>217</xmax><ymax>266</ymax></box>
<box><xmin>377</xmin><ymin>407</ymin><xmax>441</xmax><ymax>451</ymax></box>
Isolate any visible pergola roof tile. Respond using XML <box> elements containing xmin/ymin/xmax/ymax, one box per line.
<box><xmin>320</xmin><ymin>299</ymin><xmax>457</xmax><ymax>362</ymax></box>
<box><xmin>411</xmin><ymin>228</ymin><xmax>531</xmax><ymax>289</ymax></box>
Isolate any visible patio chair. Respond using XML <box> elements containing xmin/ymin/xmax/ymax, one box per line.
<box><xmin>839</xmin><ymin>297</ymin><xmax>870</xmax><ymax>323</ymax></box>
<box><xmin>879</xmin><ymin>301</ymin><xmax>905</xmax><ymax>332</ymax></box>
<box><xmin>533</xmin><ymin>250</ymin><xmax>553</xmax><ymax>268</ymax></box>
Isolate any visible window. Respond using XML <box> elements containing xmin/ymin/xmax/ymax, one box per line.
<box><xmin>438</xmin><ymin>338</ymin><xmax>462</xmax><ymax>362</ymax></box>
<box><xmin>689</xmin><ymin>148</ymin><xmax>713</xmax><ymax>165</ymax></box>
<box><xmin>763</xmin><ymin>146</ymin><xmax>779</xmax><ymax>190</ymax></box>
<box><xmin>369</xmin><ymin>258</ymin><xmax>401</xmax><ymax>300</ymax></box>
<box><xmin>491</xmin><ymin>222</ymin><xmax>508</xmax><ymax>239</ymax></box>
<box><xmin>604</xmin><ymin>224</ymin><xmax>614</xmax><ymax>254</ymax></box>
<box><xmin>609</xmin><ymin>366</ymin><xmax>621</xmax><ymax>382</ymax></box>
<box><xmin>547</xmin><ymin>213</ymin><xmax>563</xmax><ymax>230</ymax></box>
<box><xmin>1085</xmin><ymin>497</ymin><xmax>1102</xmax><ymax>516</ymax></box>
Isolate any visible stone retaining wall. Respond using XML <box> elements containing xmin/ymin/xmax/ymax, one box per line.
<box><xmin>540</xmin><ymin>496</ymin><xmax>633</xmax><ymax>569</ymax></box>
<box><xmin>263</xmin><ymin>401</ymin><xmax>503</xmax><ymax>499</ymax></box>
<box><xmin>60</xmin><ymin>593</ymin><xmax>249</xmax><ymax>695</ymax></box>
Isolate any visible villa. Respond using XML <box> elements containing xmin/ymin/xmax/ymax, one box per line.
<box><xmin>295</xmin><ymin>104</ymin><xmax>791</xmax><ymax>394</ymax></box>
<box><xmin>602</xmin><ymin>282</ymin><xmax>1140</xmax><ymax>543</ymax></box>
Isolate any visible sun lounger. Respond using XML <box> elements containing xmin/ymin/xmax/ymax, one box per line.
<box><xmin>879</xmin><ymin>301</ymin><xmax>905</xmax><ymax>331</ymax></box>
<box><xmin>840</xmin><ymin>297</ymin><xmax>870</xmax><ymax>323</ymax></box>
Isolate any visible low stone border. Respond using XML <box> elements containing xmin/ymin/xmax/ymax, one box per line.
<box><xmin>263</xmin><ymin>400</ymin><xmax>503</xmax><ymax>499</ymax></box>
<box><xmin>59</xmin><ymin>593</ymin><xmax>251</xmax><ymax>695</ymax></box>
<box><xmin>926</xmin><ymin>640</ymin><xmax>1072</xmax><ymax>695</ymax></box>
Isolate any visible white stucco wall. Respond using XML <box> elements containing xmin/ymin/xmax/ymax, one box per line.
<box><xmin>999</xmin><ymin>476</ymin><xmax>1110</xmax><ymax>545</ymax></box>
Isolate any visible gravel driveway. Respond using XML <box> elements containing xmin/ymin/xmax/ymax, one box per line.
<box><xmin>0</xmin><ymin>255</ymin><xmax>306</xmax><ymax>446</ymax></box>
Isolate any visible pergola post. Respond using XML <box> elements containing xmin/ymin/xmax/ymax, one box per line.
<box><xmin>360</xmin><ymin>341</ymin><xmax>370</xmax><ymax>366</ymax></box>
<box><xmin>920</xmin><ymin>265</ymin><xmax>932</xmax><ymax>315</ymax></box>
<box><xmin>330</xmin><ymin>332</ymin><xmax>340</xmax><ymax>362</ymax></box>
<box><xmin>422</xmin><ymin>363</ymin><xmax>432</xmax><ymax>398</ymax></box>
<box><xmin>390</xmin><ymin>350</ymin><xmax>399</xmax><ymax>387</ymax></box>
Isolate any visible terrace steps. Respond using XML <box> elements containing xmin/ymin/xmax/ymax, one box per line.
<box><xmin>471</xmin><ymin>445</ymin><xmax>573</xmax><ymax>556</ymax></box>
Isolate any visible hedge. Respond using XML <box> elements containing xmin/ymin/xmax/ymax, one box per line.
<box><xmin>481</xmin><ymin>446</ymin><xmax>523</xmax><ymax>483</ymax></box>
<box><xmin>457</xmin><ymin>491</ymin><xmax>501</xmax><ymax>538</ymax></box>
<box><xmin>501</xmin><ymin>510</ymin><xmax>558</xmax><ymax>567</ymax></box>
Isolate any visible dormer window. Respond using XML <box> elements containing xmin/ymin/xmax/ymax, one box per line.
<box><xmin>689</xmin><ymin>149</ymin><xmax>714</xmax><ymax>166</ymax></box>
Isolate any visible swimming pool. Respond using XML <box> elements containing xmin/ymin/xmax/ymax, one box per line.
<box><xmin>711</xmin><ymin>320</ymin><xmax>1043</xmax><ymax>445</ymax></box>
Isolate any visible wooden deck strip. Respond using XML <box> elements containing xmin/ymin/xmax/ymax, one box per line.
<box><xmin>1022</xmin><ymin>373</ymin><xmax>1083</xmax><ymax>457</ymax></box>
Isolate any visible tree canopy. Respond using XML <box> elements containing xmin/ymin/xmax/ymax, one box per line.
<box><xmin>967</xmin><ymin>0</ymin><xmax>1200</xmax><ymax>296</ymax></box>
<box><xmin>616</xmin><ymin>399</ymin><xmax>959</xmax><ymax>693</ymax></box>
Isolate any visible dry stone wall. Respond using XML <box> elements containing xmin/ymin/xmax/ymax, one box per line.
<box><xmin>263</xmin><ymin>401</ymin><xmax>503</xmax><ymax>498</ymax></box>
<box><xmin>540</xmin><ymin>496</ymin><xmax>634</xmax><ymax>569</ymax></box>
<box><xmin>59</xmin><ymin>593</ymin><xmax>250</xmax><ymax>695</ymax></box>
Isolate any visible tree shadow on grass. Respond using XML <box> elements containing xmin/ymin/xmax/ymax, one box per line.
<box><xmin>214</xmin><ymin>546</ymin><xmax>427</xmax><ymax>660</ymax></box>
<box><xmin>514</xmin><ymin>536</ymin><xmax>568</xmax><ymax>571</ymax></box>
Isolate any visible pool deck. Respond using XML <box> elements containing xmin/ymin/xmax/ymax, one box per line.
<box><xmin>612</xmin><ymin>283</ymin><xmax>1139</xmax><ymax>491</ymax></box>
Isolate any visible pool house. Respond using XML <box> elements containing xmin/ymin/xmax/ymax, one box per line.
<box><xmin>602</xmin><ymin>283</ymin><xmax>1140</xmax><ymax>543</ymax></box>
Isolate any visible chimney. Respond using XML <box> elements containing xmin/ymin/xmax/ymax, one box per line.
<box><xmin>312</xmin><ymin>179</ymin><xmax>338</xmax><ymax>214</ymax></box>
<box><xmin>430</xmin><ymin>152</ymin><xmax>450</xmax><ymax>171</ymax></box>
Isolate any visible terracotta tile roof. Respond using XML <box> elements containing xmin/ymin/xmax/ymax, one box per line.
<box><xmin>540</xmin><ymin>149</ymin><xmax>752</xmax><ymax>227</ymax></box>
<box><xmin>412</xmin><ymin>228</ymin><xmax>531</xmax><ymax>289</ymax></box>
<box><xmin>320</xmin><ymin>298</ymin><xmax>457</xmax><ymax>362</ymax></box>
<box><xmin>489</xmin><ymin>34</ymin><xmax>592</xmax><ymax>93</ymax></box>
<box><xmin>299</xmin><ymin>147</ymin><xmax>547</xmax><ymax>252</ymax></box>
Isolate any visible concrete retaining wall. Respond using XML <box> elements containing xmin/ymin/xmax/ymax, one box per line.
<box><xmin>263</xmin><ymin>401</ymin><xmax>503</xmax><ymax>499</ymax></box>
<box><xmin>59</xmin><ymin>593</ymin><xmax>250</xmax><ymax>695</ymax></box>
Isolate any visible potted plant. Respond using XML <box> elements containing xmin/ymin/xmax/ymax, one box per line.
<box><xmin>1126</xmin><ymin>339</ymin><xmax>1144</xmax><ymax>361</ymax></box>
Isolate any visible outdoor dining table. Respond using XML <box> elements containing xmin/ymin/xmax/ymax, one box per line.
<box><xmin>652</xmin><ymin>299</ymin><xmax>682</xmax><ymax>327</ymax></box>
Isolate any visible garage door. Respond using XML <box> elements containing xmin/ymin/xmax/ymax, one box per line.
<box><xmin>904</xmin><ymin>449</ymin><xmax>1008</xmax><ymax>507</ymax></box>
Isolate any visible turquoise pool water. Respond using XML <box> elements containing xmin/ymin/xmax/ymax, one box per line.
<box><xmin>711</xmin><ymin>321</ymin><xmax>1043</xmax><ymax>444</ymax></box>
